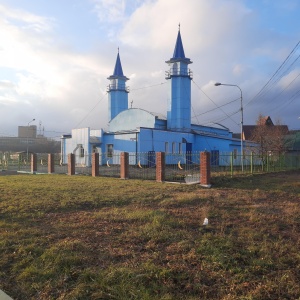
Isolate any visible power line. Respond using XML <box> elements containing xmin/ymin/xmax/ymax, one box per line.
<box><xmin>268</xmin><ymin>72</ymin><xmax>300</xmax><ymax>113</ymax></box>
<box><xmin>192</xmin><ymin>79</ymin><xmax>239</xmax><ymax>126</ymax></box>
<box><xmin>74</xmin><ymin>92</ymin><xmax>107</xmax><ymax>129</ymax></box>
<box><xmin>246</xmin><ymin>40</ymin><xmax>300</xmax><ymax>107</ymax></box>
<box><xmin>131</xmin><ymin>82</ymin><xmax>167</xmax><ymax>91</ymax></box>
<box><xmin>73</xmin><ymin>81</ymin><xmax>167</xmax><ymax>130</ymax></box>
<box><xmin>192</xmin><ymin>97</ymin><xmax>240</xmax><ymax>118</ymax></box>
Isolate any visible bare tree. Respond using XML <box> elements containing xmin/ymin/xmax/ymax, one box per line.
<box><xmin>250</xmin><ymin>115</ymin><xmax>288</xmax><ymax>158</ymax></box>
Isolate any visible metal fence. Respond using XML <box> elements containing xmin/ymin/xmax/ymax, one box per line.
<box><xmin>128</xmin><ymin>152</ymin><xmax>156</xmax><ymax>180</ymax></box>
<box><xmin>211</xmin><ymin>152</ymin><xmax>300</xmax><ymax>176</ymax></box>
<box><xmin>0</xmin><ymin>152</ymin><xmax>68</xmax><ymax>174</ymax></box>
<box><xmin>1</xmin><ymin>151</ymin><xmax>300</xmax><ymax>180</ymax></box>
<box><xmin>98</xmin><ymin>153</ymin><xmax>121</xmax><ymax>178</ymax></box>
<box><xmin>0</xmin><ymin>152</ymin><xmax>31</xmax><ymax>172</ymax></box>
<box><xmin>165</xmin><ymin>152</ymin><xmax>200</xmax><ymax>183</ymax></box>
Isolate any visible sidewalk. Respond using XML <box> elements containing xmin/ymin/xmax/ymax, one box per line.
<box><xmin>0</xmin><ymin>290</ymin><xmax>13</xmax><ymax>300</ymax></box>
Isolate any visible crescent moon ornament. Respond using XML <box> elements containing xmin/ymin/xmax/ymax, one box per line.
<box><xmin>106</xmin><ymin>160</ymin><xmax>111</xmax><ymax>167</ymax></box>
<box><xmin>178</xmin><ymin>160</ymin><xmax>183</xmax><ymax>170</ymax></box>
<box><xmin>138</xmin><ymin>160</ymin><xmax>143</xmax><ymax>168</ymax></box>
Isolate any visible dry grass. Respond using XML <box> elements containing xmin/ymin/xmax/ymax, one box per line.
<box><xmin>0</xmin><ymin>171</ymin><xmax>300</xmax><ymax>299</ymax></box>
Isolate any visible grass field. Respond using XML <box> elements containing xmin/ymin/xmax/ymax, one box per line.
<box><xmin>1</xmin><ymin>171</ymin><xmax>300</xmax><ymax>300</ymax></box>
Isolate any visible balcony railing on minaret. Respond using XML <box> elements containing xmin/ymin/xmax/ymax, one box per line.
<box><xmin>165</xmin><ymin>68</ymin><xmax>193</xmax><ymax>80</ymax></box>
<box><xmin>107</xmin><ymin>84</ymin><xmax>130</xmax><ymax>93</ymax></box>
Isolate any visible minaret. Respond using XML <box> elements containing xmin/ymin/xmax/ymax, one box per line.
<box><xmin>107</xmin><ymin>49</ymin><xmax>129</xmax><ymax>121</ymax></box>
<box><xmin>165</xmin><ymin>25</ymin><xmax>192</xmax><ymax>131</ymax></box>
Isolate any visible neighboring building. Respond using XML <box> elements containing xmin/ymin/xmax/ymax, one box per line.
<box><xmin>235</xmin><ymin>116</ymin><xmax>289</xmax><ymax>141</ymax></box>
<box><xmin>233</xmin><ymin>116</ymin><xmax>298</xmax><ymax>154</ymax></box>
<box><xmin>61</xmin><ymin>28</ymin><xmax>245</xmax><ymax>166</ymax></box>
<box><xmin>0</xmin><ymin>125</ymin><xmax>60</xmax><ymax>153</ymax></box>
<box><xmin>285</xmin><ymin>130</ymin><xmax>300</xmax><ymax>153</ymax></box>
<box><xmin>18</xmin><ymin>125</ymin><xmax>37</xmax><ymax>139</ymax></box>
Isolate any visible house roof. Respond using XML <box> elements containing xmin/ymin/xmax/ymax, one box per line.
<box><xmin>242</xmin><ymin>124</ymin><xmax>289</xmax><ymax>140</ymax></box>
<box><xmin>235</xmin><ymin>116</ymin><xmax>289</xmax><ymax>140</ymax></box>
<box><xmin>242</xmin><ymin>125</ymin><xmax>257</xmax><ymax>140</ymax></box>
<box><xmin>258</xmin><ymin>116</ymin><xmax>273</xmax><ymax>125</ymax></box>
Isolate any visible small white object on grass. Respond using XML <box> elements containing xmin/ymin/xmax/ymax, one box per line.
<box><xmin>203</xmin><ymin>218</ymin><xmax>208</xmax><ymax>226</ymax></box>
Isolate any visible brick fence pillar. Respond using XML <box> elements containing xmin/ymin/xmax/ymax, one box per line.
<box><xmin>200</xmin><ymin>151</ymin><xmax>211</xmax><ymax>187</ymax></box>
<box><xmin>31</xmin><ymin>153</ymin><xmax>37</xmax><ymax>174</ymax></box>
<box><xmin>156</xmin><ymin>152</ymin><xmax>165</xmax><ymax>182</ymax></box>
<box><xmin>92</xmin><ymin>153</ymin><xmax>99</xmax><ymax>177</ymax></box>
<box><xmin>68</xmin><ymin>153</ymin><xmax>75</xmax><ymax>176</ymax></box>
<box><xmin>120</xmin><ymin>152</ymin><xmax>129</xmax><ymax>179</ymax></box>
<box><xmin>48</xmin><ymin>153</ymin><xmax>55</xmax><ymax>174</ymax></box>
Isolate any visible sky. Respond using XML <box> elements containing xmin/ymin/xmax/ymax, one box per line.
<box><xmin>0</xmin><ymin>0</ymin><xmax>300</xmax><ymax>139</ymax></box>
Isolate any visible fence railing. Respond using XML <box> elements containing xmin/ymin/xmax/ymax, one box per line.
<box><xmin>164</xmin><ymin>152</ymin><xmax>200</xmax><ymax>183</ymax></box>
<box><xmin>1</xmin><ymin>151</ymin><xmax>300</xmax><ymax>183</ymax></box>
<box><xmin>211</xmin><ymin>152</ymin><xmax>300</xmax><ymax>176</ymax></box>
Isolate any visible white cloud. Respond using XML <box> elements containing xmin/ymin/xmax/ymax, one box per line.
<box><xmin>0</xmin><ymin>4</ymin><xmax>55</xmax><ymax>33</ymax></box>
<box><xmin>0</xmin><ymin>0</ymin><xmax>300</xmax><ymax>137</ymax></box>
<box><xmin>278</xmin><ymin>69</ymin><xmax>300</xmax><ymax>90</ymax></box>
<box><xmin>91</xmin><ymin>0</ymin><xmax>126</xmax><ymax>23</ymax></box>
<box><xmin>0</xmin><ymin>80</ymin><xmax>15</xmax><ymax>89</ymax></box>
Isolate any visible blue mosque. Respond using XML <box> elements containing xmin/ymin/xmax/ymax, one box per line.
<box><xmin>61</xmin><ymin>28</ymin><xmax>241</xmax><ymax>165</ymax></box>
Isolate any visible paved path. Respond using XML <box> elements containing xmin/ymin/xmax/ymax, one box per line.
<box><xmin>0</xmin><ymin>289</ymin><xmax>13</xmax><ymax>300</ymax></box>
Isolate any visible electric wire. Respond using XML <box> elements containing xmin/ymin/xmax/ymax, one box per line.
<box><xmin>268</xmin><ymin>72</ymin><xmax>300</xmax><ymax>113</ymax></box>
<box><xmin>131</xmin><ymin>82</ymin><xmax>167</xmax><ymax>91</ymax></box>
<box><xmin>74</xmin><ymin>81</ymin><xmax>167</xmax><ymax>130</ymax></box>
<box><xmin>74</xmin><ymin>92</ymin><xmax>108</xmax><ymax>129</ymax></box>
<box><xmin>192</xmin><ymin>97</ymin><xmax>240</xmax><ymax>118</ymax></box>
<box><xmin>192</xmin><ymin>79</ymin><xmax>239</xmax><ymax>126</ymax></box>
<box><xmin>245</xmin><ymin>40</ymin><xmax>300</xmax><ymax>108</ymax></box>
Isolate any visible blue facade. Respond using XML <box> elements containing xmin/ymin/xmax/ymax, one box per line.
<box><xmin>61</xmin><ymin>28</ymin><xmax>243</xmax><ymax>165</ymax></box>
<box><xmin>166</xmin><ymin>30</ymin><xmax>192</xmax><ymax>131</ymax></box>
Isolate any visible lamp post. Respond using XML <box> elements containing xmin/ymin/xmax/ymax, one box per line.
<box><xmin>215</xmin><ymin>82</ymin><xmax>244</xmax><ymax>172</ymax></box>
<box><xmin>26</xmin><ymin>118</ymin><xmax>35</xmax><ymax>163</ymax></box>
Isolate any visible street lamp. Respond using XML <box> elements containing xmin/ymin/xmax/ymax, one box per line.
<box><xmin>26</xmin><ymin>118</ymin><xmax>35</xmax><ymax>163</ymax></box>
<box><xmin>215</xmin><ymin>82</ymin><xmax>244</xmax><ymax>172</ymax></box>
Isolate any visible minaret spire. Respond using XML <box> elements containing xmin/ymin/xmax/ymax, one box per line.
<box><xmin>113</xmin><ymin>49</ymin><xmax>125</xmax><ymax>77</ymax></box>
<box><xmin>172</xmin><ymin>27</ymin><xmax>189</xmax><ymax>60</ymax></box>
